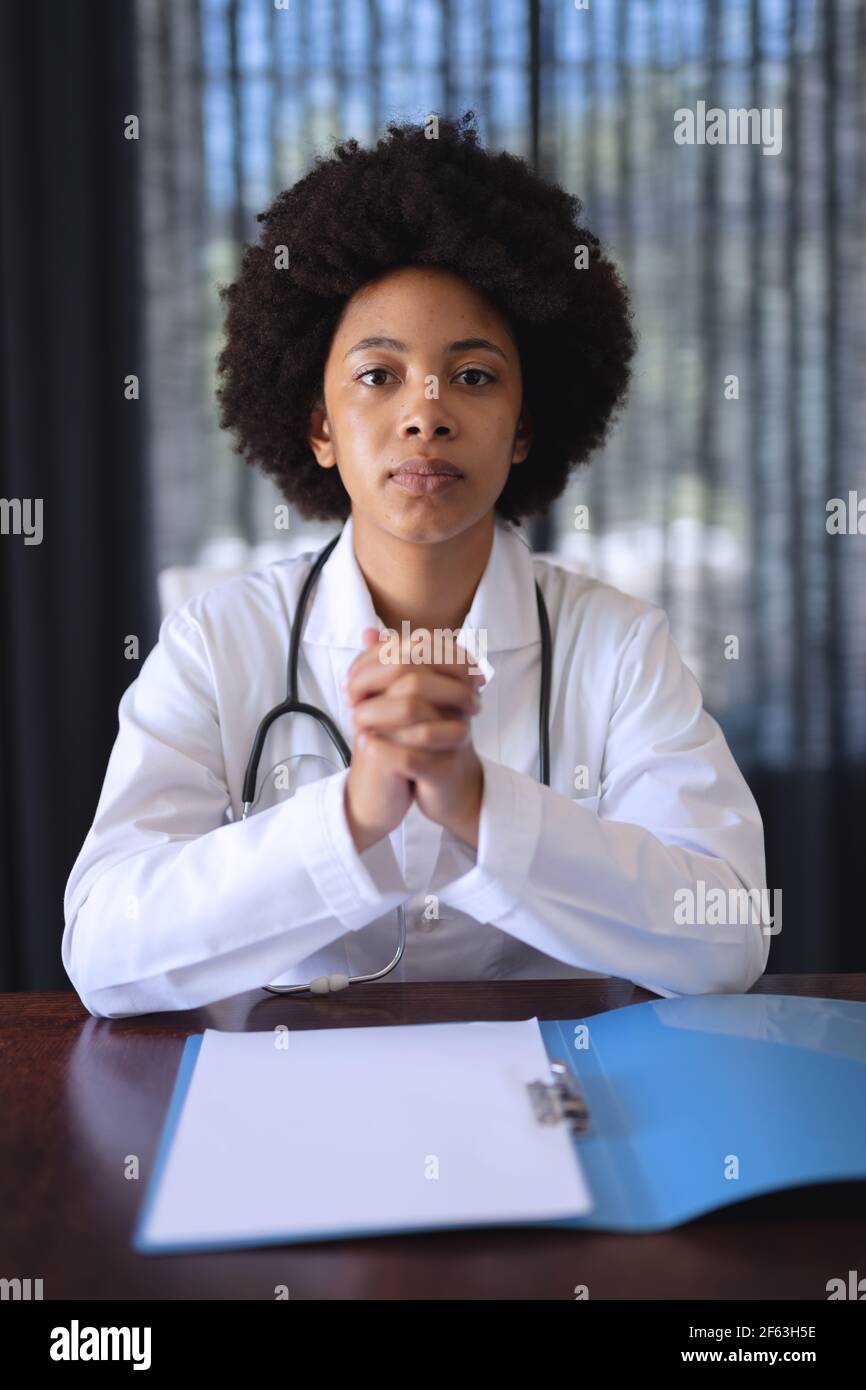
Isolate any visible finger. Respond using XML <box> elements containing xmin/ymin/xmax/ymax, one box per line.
<box><xmin>385</xmin><ymin>669</ymin><xmax>482</xmax><ymax>715</ymax></box>
<box><xmin>353</xmin><ymin>692</ymin><xmax>443</xmax><ymax>733</ymax></box>
<box><xmin>346</xmin><ymin>643</ymin><xmax>486</xmax><ymax>705</ymax></box>
<box><xmin>353</xmin><ymin>729</ymin><xmax>423</xmax><ymax>784</ymax></box>
<box><xmin>345</xmin><ymin>628</ymin><xmax>483</xmax><ymax>678</ymax></box>
<box><xmin>342</xmin><ymin>633</ymin><xmax>394</xmax><ymax>692</ymax></box>
<box><xmin>382</xmin><ymin>719</ymin><xmax>472</xmax><ymax>750</ymax></box>
<box><xmin>342</xmin><ymin>627</ymin><xmax>386</xmax><ymax>683</ymax></box>
<box><xmin>358</xmin><ymin>732</ymin><xmax>456</xmax><ymax>781</ymax></box>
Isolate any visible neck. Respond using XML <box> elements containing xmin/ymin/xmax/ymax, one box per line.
<box><xmin>351</xmin><ymin>511</ymin><xmax>497</xmax><ymax>635</ymax></box>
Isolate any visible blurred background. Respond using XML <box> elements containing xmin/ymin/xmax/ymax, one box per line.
<box><xmin>1</xmin><ymin>0</ymin><xmax>864</xmax><ymax>993</ymax></box>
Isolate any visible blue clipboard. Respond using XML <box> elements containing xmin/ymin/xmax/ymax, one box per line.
<box><xmin>133</xmin><ymin>994</ymin><xmax>866</xmax><ymax>1252</ymax></box>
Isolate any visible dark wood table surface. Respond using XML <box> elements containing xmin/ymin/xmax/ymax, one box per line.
<box><xmin>2</xmin><ymin>974</ymin><xmax>864</xmax><ymax>1300</ymax></box>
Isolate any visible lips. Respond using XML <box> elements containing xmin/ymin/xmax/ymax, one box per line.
<box><xmin>390</xmin><ymin>457</ymin><xmax>463</xmax><ymax>478</ymax></box>
<box><xmin>388</xmin><ymin>459</ymin><xmax>464</xmax><ymax>496</ymax></box>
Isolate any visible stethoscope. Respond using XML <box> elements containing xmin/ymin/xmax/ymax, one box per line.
<box><xmin>241</xmin><ymin>525</ymin><xmax>553</xmax><ymax>996</ymax></box>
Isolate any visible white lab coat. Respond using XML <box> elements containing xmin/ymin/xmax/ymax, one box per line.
<box><xmin>62</xmin><ymin>514</ymin><xmax>770</xmax><ymax>1018</ymax></box>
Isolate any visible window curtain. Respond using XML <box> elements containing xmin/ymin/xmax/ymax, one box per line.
<box><xmin>134</xmin><ymin>0</ymin><xmax>866</xmax><ymax>973</ymax></box>
<box><xmin>0</xmin><ymin>0</ymin><xmax>155</xmax><ymax>989</ymax></box>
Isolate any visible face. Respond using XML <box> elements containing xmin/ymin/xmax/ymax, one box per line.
<box><xmin>308</xmin><ymin>266</ymin><xmax>532</xmax><ymax>544</ymax></box>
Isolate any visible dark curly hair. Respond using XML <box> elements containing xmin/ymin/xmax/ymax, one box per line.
<box><xmin>215</xmin><ymin>110</ymin><xmax>636</xmax><ymax>524</ymax></box>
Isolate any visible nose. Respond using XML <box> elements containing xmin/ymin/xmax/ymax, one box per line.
<box><xmin>403</xmin><ymin>420</ymin><xmax>451</xmax><ymax>440</ymax></box>
<box><xmin>397</xmin><ymin>405</ymin><xmax>453</xmax><ymax>439</ymax></box>
<box><xmin>397</xmin><ymin>377</ymin><xmax>457</xmax><ymax>441</ymax></box>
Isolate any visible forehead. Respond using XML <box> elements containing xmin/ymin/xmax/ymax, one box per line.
<box><xmin>333</xmin><ymin>266</ymin><xmax>509</xmax><ymax>336</ymax></box>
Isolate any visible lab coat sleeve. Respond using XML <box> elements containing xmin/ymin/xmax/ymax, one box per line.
<box><xmin>436</xmin><ymin>605</ymin><xmax>770</xmax><ymax>996</ymax></box>
<box><xmin>62</xmin><ymin>610</ymin><xmax>409</xmax><ymax>1019</ymax></box>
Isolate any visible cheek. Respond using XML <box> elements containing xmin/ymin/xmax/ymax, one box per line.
<box><xmin>339</xmin><ymin>395</ymin><xmax>388</xmax><ymax>435</ymax></box>
<box><xmin>460</xmin><ymin>390</ymin><xmax>520</xmax><ymax>429</ymax></box>
<box><xmin>473</xmin><ymin>407</ymin><xmax>521</xmax><ymax>451</ymax></box>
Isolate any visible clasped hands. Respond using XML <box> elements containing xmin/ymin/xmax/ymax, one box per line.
<box><xmin>342</xmin><ymin>626</ymin><xmax>485</xmax><ymax>854</ymax></box>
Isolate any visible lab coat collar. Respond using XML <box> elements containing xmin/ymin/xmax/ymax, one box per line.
<box><xmin>301</xmin><ymin>512</ymin><xmax>541</xmax><ymax>675</ymax></box>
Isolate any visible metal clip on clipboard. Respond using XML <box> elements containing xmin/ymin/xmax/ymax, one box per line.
<box><xmin>526</xmin><ymin>1059</ymin><xmax>591</xmax><ymax>1137</ymax></box>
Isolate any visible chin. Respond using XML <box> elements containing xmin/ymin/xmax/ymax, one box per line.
<box><xmin>384</xmin><ymin>508</ymin><xmax>473</xmax><ymax>546</ymax></box>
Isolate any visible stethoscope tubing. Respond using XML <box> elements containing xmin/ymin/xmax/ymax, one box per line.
<box><xmin>241</xmin><ymin>526</ymin><xmax>551</xmax><ymax>994</ymax></box>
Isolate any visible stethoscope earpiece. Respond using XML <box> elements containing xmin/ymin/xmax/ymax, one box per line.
<box><xmin>308</xmin><ymin>974</ymin><xmax>350</xmax><ymax>994</ymax></box>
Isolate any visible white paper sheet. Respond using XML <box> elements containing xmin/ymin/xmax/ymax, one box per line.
<box><xmin>137</xmin><ymin>1018</ymin><xmax>593</xmax><ymax>1248</ymax></box>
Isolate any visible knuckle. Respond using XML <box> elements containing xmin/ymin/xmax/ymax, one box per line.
<box><xmin>396</xmin><ymin>671</ymin><xmax>422</xmax><ymax>698</ymax></box>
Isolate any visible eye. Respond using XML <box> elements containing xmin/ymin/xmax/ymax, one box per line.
<box><xmin>355</xmin><ymin>367</ymin><xmax>396</xmax><ymax>387</ymax></box>
<box><xmin>354</xmin><ymin>365</ymin><xmax>497</xmax><ymax>388</ymax></box>
<box><xmin>455</xmin><ymin>367</ymin><xmax>496</xmax><ymax>387</ymax></box>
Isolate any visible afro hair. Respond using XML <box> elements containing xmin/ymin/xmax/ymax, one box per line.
<box><xmin>215</xmin><ymin>110</ymin><xmax>636</xmax><ymax>524</ymax></box>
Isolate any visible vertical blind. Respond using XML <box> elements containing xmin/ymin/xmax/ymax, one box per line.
<box><xmin>135</xmin><ymin>0</ymin><xmax>866</xmax><ymax>780</ymax></box>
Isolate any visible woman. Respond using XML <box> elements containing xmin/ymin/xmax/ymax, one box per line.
<box><xmin>62</xmin><ymin>113</ymin><xmax>768</xmax><ymax>1017</ymax></box>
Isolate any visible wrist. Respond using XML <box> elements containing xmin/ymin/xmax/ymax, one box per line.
<box><xmin>343</xmin><ymin>782</ymin><xmax>384</xmax><ymax>855</ymax></box>
<box><xmin>446</xmin><ymin>761</ymin><xmax>484</xmax><ymax>849</ymax></box>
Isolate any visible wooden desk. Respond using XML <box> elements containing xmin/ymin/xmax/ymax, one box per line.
<box><xmin>1</xmin><ymin>974</ymin><xmax>864</xmax><ymax>1300</ymax></box>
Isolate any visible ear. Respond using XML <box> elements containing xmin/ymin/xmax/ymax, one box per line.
<box><xmin>308</xmin><ymin>398</ymin><xmax>338</xmax><ymax>470</ymax></box>
<box><xmin>511</xmin><ymin>406</ymin><xmax>533</xmax><ymax>467</ymax></box>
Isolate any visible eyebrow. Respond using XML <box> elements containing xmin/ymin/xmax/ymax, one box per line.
<box><xmin>344</xmin><ymin>336</ymin><xmax>509</xmax><ymax>363</ymax></box>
